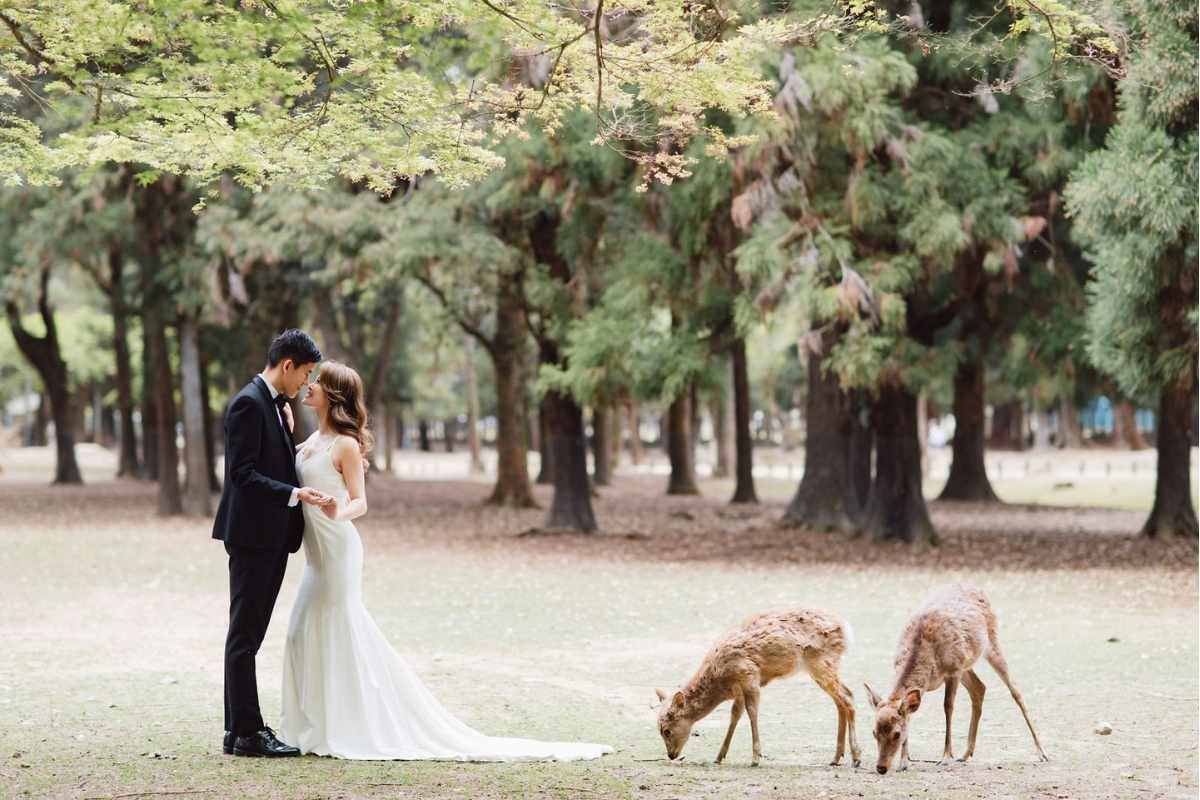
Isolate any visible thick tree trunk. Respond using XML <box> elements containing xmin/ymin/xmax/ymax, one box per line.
<box><xmin>464</xmin><ymin>334</ymin><xmax>484</xmax><ymax>473</ymax></box>
<box><xmin>32</xmin><ymin>390</ymin><xmax>49</xmax><ymax>447</ymax></box>
<box><xmin>444</xmin><ymin>418</ymin><xmax>456</xmax><ymax>452</ymax></box>
<box><xmin>5</xmin><ymin>274</ymin><xmax>83</xmax><ymax>485</ymax></box>
<box><xmin>199</xmin><ymin>346</ymin><xmax>221</xmax><ymax>491</ymax></box>
<box><xmin>592</xmin><ymin>404</ymin><xmax>611</xmax><ymax>486</ymax></box>
<box><xmin>730</xmin><ymin>338</ymin><xmax>757</xmax><ymax>504</ymax></box>
<box><xmin>939</xmin><ymin>352</ymin><xmax>999</xmax><ymax>501</ymax></box>
<box><xmin>858</xmin><ymin>384</ymin><xmax>939</xmax><ymax>544</ymax></box>
<box><xmin>178</xmin><ymin>315</ymin><xmax>211</xmax><ymax>516</ymax></box>
<box><xmin>140</xmin><ymin>390</ymin><xmax>159</xmax><ymax>481</ymax></box>
<box><xmin>418</xmin><ymin>420</ymin><xmax>431</xmax><ymax>452</ymax></box>
<box><xmin>1141</xmin><ymin>383</ymin><xmax>1198</xmax><ymax>537</ymax></box>
<box><xmin>484</xmin><ymin>302</ymin><xmax>535</xmax><ymax>506</ymax></box>
<box><xmin>364</xmin><ymin>291</ymin><xmax>403</xmax><ymax>417</ymax></box>
<box><xmin>665</xmin><ymin>389</ymin><xmax>699</xmax><ymax>495</ymax></box>
<box><xmin>988</xmin><ymin>402</ymin><xmax>1025</xmax><ymax>450</ymax></box>
<box><xmin>542</xmin><ymin>388</ymin><xmax>597</xmax><ymax>530</ymax></box>
<box><xmin>783</xmin><ymin>337</ymin><xmax>857</xmax><ymax>532</ymax></box>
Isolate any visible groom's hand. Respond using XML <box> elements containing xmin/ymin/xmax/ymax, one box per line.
<box><xmin>298</xmin><ymin>487</ymin><xmax>331</xmax><ymax>506</ymax></box>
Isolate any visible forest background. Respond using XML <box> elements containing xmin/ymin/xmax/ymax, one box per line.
<box><xmin>0</xmin><ymin>0</ymin><xmax>1196</xmax><ymax>543</ymax></box>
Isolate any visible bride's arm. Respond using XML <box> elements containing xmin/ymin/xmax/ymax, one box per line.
<box><xmin>325</xmin><ymin>436</ymin><xmax>368</xmax><ymax>521</ymax></box>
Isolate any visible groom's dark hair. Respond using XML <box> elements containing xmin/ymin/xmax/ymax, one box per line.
<box><xmin>267</xmin><ymin>329</ymin><xmax>322</xmax><ymax>368</ymax></box>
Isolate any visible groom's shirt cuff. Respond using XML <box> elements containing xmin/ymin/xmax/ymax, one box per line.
<box><xmin>289</xmin><ymin>488</ymin><xmax>300</xmax><ymax>507</ymax></box>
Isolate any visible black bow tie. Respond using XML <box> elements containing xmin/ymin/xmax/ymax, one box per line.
<box><xmin>273</xmin><ymin>394</ymin><xmax>289</xmax><ymax>410</ymax></box>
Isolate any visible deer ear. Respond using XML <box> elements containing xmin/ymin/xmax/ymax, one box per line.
<box><xmin>903</xmin><ymin>689</ymin><xmax>922</xmax><ymax>714</ymax></box>
<box><xmin>655</xmin><ymin>688</ymin><xmax>668</xmax><ymax>703</ymax></box>
<box><xmin>864</xmin><ymin>683</ymin><xmax>883</xmax><ymax>710</ymax></box>
<box><xmin>671</xmin><ymin>691</ymin><xmax>685</xmax><ymax>708</ymax></box>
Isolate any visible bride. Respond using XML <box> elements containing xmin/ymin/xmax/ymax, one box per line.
<box><xmin>278</xmin><ymin>361</ymin><xmax>611</xmax><ymax>761</ymax></box>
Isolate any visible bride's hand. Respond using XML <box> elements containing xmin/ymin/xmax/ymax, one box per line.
<box><xmin>320</xmin><ymin>498</ymin><xmax>340</xmax><ymax>520</ymax></box>
<box><xmin>282</xmin><ymin>402</ymin><xmax>294</xmax><ymax>432</ymax></box>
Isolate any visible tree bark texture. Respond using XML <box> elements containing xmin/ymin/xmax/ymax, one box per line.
<box><xmin>783</xmin><ymin>339</ymin><xmax>857</xmax><ymax>532</ymax></box>
<box><xmin>1141</xmin><ymin>383</ymin><xmax>1198</xmax><ymax>537</ymax></box>
<box><xmin>541</xmin><ymin>388</ymin><xmax>597</xmax><ymax>530</ymax></box>
<box><xmin>5</xmin><ymin>273</ymin><xmax>82</xmax><ymax>485</ymax></box>
<box><xmin>939</xmin><ymin>352</ymin><xmax>999</xmax><ymax>501</ymax></box>
<box><xmin>665</xmin><ymin>389</ymin><xmax>699</xmax><ymax>495</ymax></box>
<box><xmin>626</xmin><ymin>403</ymin><xmax>644</xmax><ymax>464</ymax></box>
<box><xmin>858</xmin><ymin>384</ymin><xmax>939</xmax><ymax>544</ymax></box>
<box><xmin>1112</xmin><ymin>401</ymin><xmax>1147</xmax><ymax>451</ymax></box>
<box><xmin>730</xmin><ymin>338</ymin><xmax>757</xmax><ymax>503</ymax></box>
<box><xmin>591</xmin><ymin>404</ymin><xmax>611</xmax><ymax>486</ymax></box>
<box><xmin>535</xmin><ymin>401</ymin><xmax>553</xmax><ymax>484</ymax></box>
<box><xmin>105</xmin><ymin>243</ymin><xmax>140</xmax><ymax>477</ymax></box>
<box><xmin>710</xmin><ymin>367</ymin><xmax>732</xmax><ymax>478</ymax></box>
<box><xmin>178</xmin><ymin>315</ymin><xmax>212</xmax><ymax>516</ymax></box>
<box><xmin>484</xmin><ymin>294</ymin><xmax>535</xmax><ymax>506</ymax></box>
<box><xmin>1057</xmin><ymin>400</ymin><xmax>1084</xmax><ymax>449</ymax></box>
<box><xmin>464</xmin><ymin>334</ymin><xmax>484</xmax><ymax>474</ymax></box>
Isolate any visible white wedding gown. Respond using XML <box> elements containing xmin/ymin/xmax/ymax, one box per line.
<box><xmin>278</xmin><ymin>436</ymin><xmax>611</xmax><ymax>761</ymax></box>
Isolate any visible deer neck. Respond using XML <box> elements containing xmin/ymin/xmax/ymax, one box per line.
<box><xmin>888</xmin><ymin>618</ymin><xmax>939</xmax><ymax>699</ymax></box>
<box><xmin>681</xmin><ymin>670</ymin><xmax>731</xmax><ymax>719</ymax></box>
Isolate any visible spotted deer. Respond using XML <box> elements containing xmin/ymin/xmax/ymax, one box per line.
<box><xmin>865</xmin><ymin>584</ymin><xmax>1049</xmax><ymax>774</ymax></box>
<box><xmin>655</xmin><ymin>606</ymin><xmax>860</xmax><ymax>767</ymax></box>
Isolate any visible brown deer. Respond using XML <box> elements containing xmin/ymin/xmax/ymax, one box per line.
<box><xmin>864</xmin><ymin>584</ymin><xmax>1049</xmax><ymax>774</ymax></box>
<box><xmin>655</xmin><ymin>606</ymin><xmax>860</xmax><ymax>767</ymax></box>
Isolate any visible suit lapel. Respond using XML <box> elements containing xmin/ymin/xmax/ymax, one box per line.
<box><xmin>254</xmin><ymin>376</ymin><xmax>295</xmax><ymax>461</ymax></box>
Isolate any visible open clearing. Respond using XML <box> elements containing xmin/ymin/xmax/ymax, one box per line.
<box><xmin>0</xmin><ymin>446</ymin><xmax>1196</xmax><ymax>800</ymax></box>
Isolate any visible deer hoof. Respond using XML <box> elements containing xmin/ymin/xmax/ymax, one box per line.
<box><xmin>851</xmin><ymin>759</ymin><xmax>861</xmax><ymax>768</ymax></box>
<box><xmin>897</xmin><ymin>763</ymin><xmax>908</xmax><ymax>772</ymax></box>
<box><xmin>1039</xmin><ymin>754</ymin><xmax>1050</xmax><ymax>763</ymax></box>
<box><xmin>936</xmin><ymin>759</ymin><xmax>950</xmax><ymax>767</ymax></box>
<box><xmin>750</xmin><ymin>760</ymin><xmax>760</xmax><ymax>767</ymax></box>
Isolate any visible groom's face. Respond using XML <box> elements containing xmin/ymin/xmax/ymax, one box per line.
<box><xmin>280</xmin><ymin>360</ymin><xmax>317</xmax><ymax>398</ymax></box>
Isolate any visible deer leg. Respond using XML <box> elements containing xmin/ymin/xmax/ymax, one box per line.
<box><xmin>959</xmin><ymin>668</ymin><xmax>987</xmax><ymax>762</ymax></box>
<box><xmin>715</xmin><ymin>696</ymin><xmax>744</xmax><ymax>764</ymax></box>
<box><xmin>812</xmin><ymin>671</ymin><xmax>860</xmax><ymax>767</ymax></box>
<box><xmin>744</xmin><ymin>686</ymin><xmax>763</xmax><ymax>766</ymax></box>
<box><xmin>898</xmin><ymin>731</ymin><xmax>911</xmax><ymax>771</ymax></box>
<box><xmin>938</xmin><ymin>675</ymin><xmax>959</xmax><ymax>766</ymax></box>
<box><xmin>984</xmin><ymin>644</ymin><xmax>1049</xmax><ymax>762</ymax></box>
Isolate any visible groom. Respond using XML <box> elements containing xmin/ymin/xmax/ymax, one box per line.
<box><xmin>213</xmin><ymin>329</ymin><xmax>329</xmax><ymax>757</ymax></box>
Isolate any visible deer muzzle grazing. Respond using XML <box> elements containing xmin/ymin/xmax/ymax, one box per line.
<box><xmin>865</xmin><ymin>584</ymin><xmax>1049</xmax><ymax>774</ymax></box>
<box><xmin>655</xmin><ymin>605</ymin><xmax>860</xmax><ymax>767</ymax></box>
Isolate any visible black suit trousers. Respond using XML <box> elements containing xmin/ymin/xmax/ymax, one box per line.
<box><xmin>223</xmin><ymin>542</ymin><xmax>290</xmax><ymax>736</ymax></box>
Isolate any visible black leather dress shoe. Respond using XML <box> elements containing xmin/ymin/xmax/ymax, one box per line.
<box><xmin>233</xmin><ymin>727</ymin><xmax>301</xmax><ymax>758</ymax></box>
<box><xmin>223</xmin><ymin>731</ymin><xmax>234</xmax><ymax>755</ymax></box>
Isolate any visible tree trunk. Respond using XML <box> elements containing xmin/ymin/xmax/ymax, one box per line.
<box><xmin>939</xmin><ymin>352</ymin><xmax>999</xmax><ymax>501</ymax></box>
<box><xmin>1057</xmin><ymin>400</ymin><xmax>1084</xmax><ymax>449</ymax></box>
<box><xmin>1141</xmin><ymin>382</ymin><xmax>1198</xmax><ymax>537</ymax></box>
<box><xmin>484</xmin><ymin>295</ymin><xmax>535</xmax><ymax>506</ymax></box>
<box><xmin>1032</xmin><ymin>406</ymin><xmax>1053</xmax><ymax>451</ymax></box>
<box><xmin>626</xmin><ymin>403</ymin><xmax>644</xmax><ymax>465</ymax></box>
<box><xmin>5</xmin><ymin>272</ymin><xmax>83</xmax><ymax>485</ymax></box>
<box><xmin>444</xmin><ymin>418</ymin><xmax>456</xmax><ymax>452</ymax></box>
<box><xmin>140</xmin><ymin>389</ymin><xmax>159</xmax><ymax>481</ymax></box>
<box><xmin>592</xmin><ymin>404</ymin><xmax>611</xmax><ymax>486</ymax></box>
<box><xmin>364</xmin><ymin>291</ymin><xmax>404</xmax><ymax>417</ymax></box>
<box><xmin>199</xmin><ymin>345</ymin><xmax>221</xmax><ymax>491</ymax></box>
<box><xmin>535</xmin><ymin>400</ymin><xmax>554</xmax><ymax>484</ymax></box>
<box><xmin>730</xmin><ymin>338</ymin><xmax>757</xmax><ymax>503</ymax></box>
<box><xmin>849</xmin><ymin>403</ymin><xmax>873</xmax><ymax>512</ymax></box>
<box><xmin>418</xmin><ymin>420</ymin><xmax>431</xmax><ymax>452</ymax></box>
<box><xmin>178</xmin><ymin>315</ymin><xmax>211</xmax><ymax>516</ymax></box>
<box><xmin>464</xmin><ymin>334</ymin><xmax>484</xmax><ymax>474</ymax></box>
<box><xmin>32</xmin><ymin>388</ymin><xmax>48</xmax><ymax>447</ymax></box>
<box><xmin>147</xmin><ymin>320</ymin><xmax>182</xmax><ymax>515</ymax></box>
<box><xmin>782</xmin><ymin>336</ymin><xmax>857</xmax><ymax>532</ymax></box>
<box><xmin>112</xmin><ymin>302</ymin><xmax>139</xmax><ymax>477</ymax></box>
<box><xmin>858</xmin><ymin>384</ymin><xmax>939</xmax><ymax>544</ymax></box>
<box><xmin>1112</xmin><ymin>401</ymin><xmax>1146</xmax><ymax>451</ymax></box>
<box><xmin>710</xmin><ymin>365</ymin><xmax>733</xmax><ymax>479</ymax></box>
<box><xmin>665</xmin><ymin>389</ymin><xmax>699</xmax><ymax>495</ymax></box>
<box><xmin>541</xmin><ymin>388</ymin><xmax>598</xmax><ymax>531</ymax></box>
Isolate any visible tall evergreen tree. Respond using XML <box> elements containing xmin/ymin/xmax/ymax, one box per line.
<box><xmin>1065</xmin><ymin>0</ymin><xmax>1198</xmax><ymax>537</ymax></box>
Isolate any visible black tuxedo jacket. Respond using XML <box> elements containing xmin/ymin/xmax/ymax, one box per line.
<box><xmin>212</xmin><ymin>376</ymin><xmax>304</xmax><ymax>553</ymax></box>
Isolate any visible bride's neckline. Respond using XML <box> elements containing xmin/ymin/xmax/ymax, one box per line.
<box><xmin>298</xmin><ymin>433</ymin><xmax>339</xmax><ymax>465</ymax></box>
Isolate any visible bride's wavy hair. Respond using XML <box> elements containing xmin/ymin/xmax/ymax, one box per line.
<box><xmin>317</xmin><ymin>361</ymin><xmax>374</xmax><ymax>455</ymax></box>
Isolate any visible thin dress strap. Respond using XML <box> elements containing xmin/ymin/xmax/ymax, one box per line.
<box><xmin>325</xmin><ymin>434</ymin><xmax>341</xmax><ymax>452</ymax></box>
